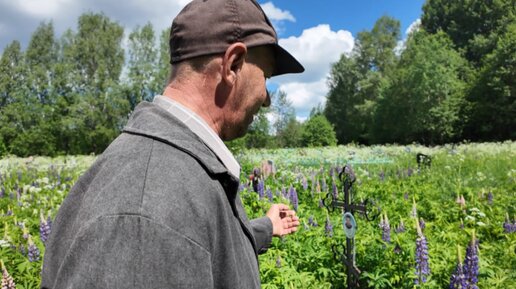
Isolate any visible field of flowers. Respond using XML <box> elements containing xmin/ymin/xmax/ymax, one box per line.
<box><xmin>1</xmin><ymin>142</ymin><xmax>515</xmax><ymax>288</ymax></box>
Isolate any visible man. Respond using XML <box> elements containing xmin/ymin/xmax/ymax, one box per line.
<box><xmin>41</xmin><ymin>0</ymin><xmax>304</xmax><ymax>288</ymax></box>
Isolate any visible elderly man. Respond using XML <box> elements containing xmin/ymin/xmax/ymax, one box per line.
<box><xmin>41</xmin><ymin>0</ymin><xmax>304</xmax><ymax>288</ymax></box>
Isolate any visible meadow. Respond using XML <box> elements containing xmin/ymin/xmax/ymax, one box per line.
<box><xmin>1</xmin><ymin>142</ymin><xmax>515</xmax><ymax>288</ymax></box>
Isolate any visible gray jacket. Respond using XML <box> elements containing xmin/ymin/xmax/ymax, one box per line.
<box><xmin>41</xmin><ymin>102</ymin><xmax>272</xmax><ymax>288</ymax></box>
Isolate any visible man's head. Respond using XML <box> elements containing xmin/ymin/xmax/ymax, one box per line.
<box><xmin>165</xmin><ymin>0</ymin><xmax>304</xmax><ymax>140</ymax></box>
<box><xmin>169</xmin><ymin>0</ymin><xmax>303</xmax><ymax>76</ymax></box>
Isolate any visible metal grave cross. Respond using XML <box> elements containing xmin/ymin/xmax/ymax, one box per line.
<box><xmin>323</xmin><ymin>165</ymin><xmax>380</xmax><ymax>288</ymax></box>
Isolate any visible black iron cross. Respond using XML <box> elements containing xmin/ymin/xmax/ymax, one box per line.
<box><xmin>323</xmin><ymin>165</ymin><xmax>380</xmax><ymax>289</ymax></box>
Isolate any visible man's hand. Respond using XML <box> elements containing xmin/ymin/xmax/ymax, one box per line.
<box><xmin>266</xmin><ymin>204</ymin><xmax>300</xmax><ymax>237</ymax></box>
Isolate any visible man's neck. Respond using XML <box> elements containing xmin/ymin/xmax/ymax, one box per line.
<box><xmin>162</xmin><ymin>84</ymin><xmax>223</xmax><ymax>137</ymax></box>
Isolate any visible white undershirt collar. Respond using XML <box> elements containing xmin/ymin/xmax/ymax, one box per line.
<box><xmin>153</xmin><ymin>95</ymin><xmax>241</xmax><ymax>179</ymax></box>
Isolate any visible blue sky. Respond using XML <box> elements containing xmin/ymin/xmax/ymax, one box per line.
<box><xmin>0</xmin><ymin>0</ymin><xmax>425</xmax><ymax>120</ymax></box>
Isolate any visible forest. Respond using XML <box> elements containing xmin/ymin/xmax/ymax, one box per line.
<box><xmin>0</xmin><ymin>0</ymin><xmax>514</xmax><ymax>156</ymax></box>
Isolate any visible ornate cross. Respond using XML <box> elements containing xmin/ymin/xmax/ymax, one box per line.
<box><xmin>323</xmin><ymin>165</ymin><xmax>380</xmax><ymax>288</ymax></box>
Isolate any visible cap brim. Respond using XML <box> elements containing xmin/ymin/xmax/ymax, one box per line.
<box><xmin>271</xmin><ymin>44</ymin><xmax>305</xmax><ymax>76</ymax></box>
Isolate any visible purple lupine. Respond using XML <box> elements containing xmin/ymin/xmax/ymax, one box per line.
<box><xmin>331</xmin><ymin>181</ymin><xmax>338</xmax><ymax>200</ymax></box>
<box><xmin>395</xmin><ymin>219</ymin><xmax>406</xmax><ymax>233</ymax></box>
<box><xmin>411</xmin><ymin>197</ymin><xmax>418</xmax><ymax>218</ymax></box>
<box><xmin>503</xmin><ymin>213</ymin><xmax>512</xmax><ymax>233</ymax></box>
<box><xmin>302</xmin><ymin>176</ymin><xmax>308</xmax><ymax>190</ymax></box>
<box><xmin>407</xmin><ymin>167</ymin><xmax>413</xmax><ymax>177</ymax></box>
<box><xmin>318</xmin><ymin>199</ymin><xmax>324</xmax><ymax>208</ymax></box>
<box><xmin>289</xmin><ymin>186</ymin><xmax>298</xmax><ymax>211</ymax></box>
<box><xmin>379</xmin><ymin>214</ymin><xmax>391</xmax><ymax>243</ymax></box>
<box><xmin>419</xmin><ymin>218</ymin><xmax>426</xmax><ymax>232</ymax></box>
<box><xmin>308</xmin><ymin>215</ymin><xmax>315</xmax><ymax>226</ymax></box>
<box><xmin>0</xmin><ymin>186</ymin><xmax>4</xmax><ymax>198</ymax></box>
<box><xmin>321</xmin><ymin>179</ymin><xmax>327</xmax><ymax>192</ymax></box>
<box><xmin>257</xmin><ymin>180</ymin><xmax>265</xmax><ymax>199</ymax></box>
<box><xmin>449</xmin><ymin>245</ymin><xmax>467</xmax><ymax>289</ymax></box>
<box><xmin>463</xmin><ymin>233</ymin><xmax>479</xmax><ymax>288</ymax></box>
<box><xmin>40</xmin><ymin>213</ymin><xmax>52</xmax><ymax>244</ymax></box>
<box><xmin>1</xmin><ymin>265</ymin><xmax>16</xmax><ymax>289</ymax></box>
<box><xmin>487</xmin><ymin>192</ymin><xmax>493</xmax><ymax>205</ymax></box>
<box><xmin>19</xmin><ymin>244</ymin><xmax>26</xmax><ymax>256</ymax></box>
<box><xmin>415</xmin><ymin>219</ymin><xmax>430</xmax><ymax>284</ymax></box>
<box><xmin>325</xmin><ymin>216</ymin><xmax>333</xmax><ymax>237</ymax></box>
<box><xmin>266</xmin><ymin>188</ymin><xmax>273</xmax><ymax>203</ymax></box>
<box><xmin>276</xmin><ymin>256</ymin><xmax>281</xmax><ymax>268</ymax></box>
<box><xmin>28</xmin><ymin>237</ymin><xmax>40</xmax><ymax>262</ymax></box>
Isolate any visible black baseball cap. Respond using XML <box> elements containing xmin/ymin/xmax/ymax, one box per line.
<box><xmin>170</xmin><ymin>0</ymin><xmax>304</xmax><ymax>76</ymax></box>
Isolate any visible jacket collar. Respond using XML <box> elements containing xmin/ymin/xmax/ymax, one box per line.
<box><xmin>123</xmin><ymin>102</ymin><xmax>232</xmax><ymax>178</ymax></box>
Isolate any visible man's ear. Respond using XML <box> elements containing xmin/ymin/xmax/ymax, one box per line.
<box><xmin>222</xmin><ymin>43</ymin><xmax>247</xmax><ymax>87</ymax></box>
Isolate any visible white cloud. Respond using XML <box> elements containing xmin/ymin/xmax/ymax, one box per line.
<box><xmin>405</xmin><ymin>19</ymin><xmax>421</xmax><ymax>36</ymax></box>
<box><xmin>271</xmin><ymin>24</ymin><xmax>354</xmax><ymax>118</ymax></box>
<box><xmin>0</xmin><ymin>0</ymin><xmax>189</xmax><ymax>52</ymax></box>
<box><xmin>278</xmin><ymin>79</ymin><xmax>328</xmax><ymax>116</ymax></box>
<box><xmin>260</xmin><ymin>2</ymin><xmax>295</xmax><ymax>22</ymax></box>
<box><xmin>395</xmin><ymin>19</ymin><xmax>421</xmax><ymax>55</ymax></box>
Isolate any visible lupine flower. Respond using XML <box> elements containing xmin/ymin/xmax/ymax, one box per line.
<box><xmin>276</xmin><ymin>256</ymin><xmax>281</xmax><ymax>268</ymax></box>
<box><xmin>411</xmin><ymin>197</ymin><xmax>418</xmax><ymax>218</ymax></box>
<box><xmin>414</xmin><ymin>219</ymin><xmax>430</xmax><ymax>284</ymax></box>
<box><xmin>315</xmin><ymin>179</ymin><xmax>321</xmax><ymax>194</ymax></box>
<box><xmin>308</xmin><ymin>215</ymin><xmax>315</xmax><ymax>226</ymax></box>
<box><xmin>379</xmin><ymin>214</ymin><xmax>391</xmax><ymax>243</ymax></box>
<box><xmin>419</xmin><ymin>218</ymin><xmax>426</xmax><ymax>232</ymax></box>
<box><xmin>302</xmin><ymin>176</ymin><xmax>308</xmax><ymax>190</ymax></box>
<box><xmin>487</xmin><ymin>192</ymin><xmax>493</xmax><ymax>205</ymax></box>
<box><xmin>456</xmin><ymin>195</ymin><xmax>466</xmax><ymax>207</ymax></box>
<box><xmin>22</xmin><ymin>225</ymin><xmax>29</xmax><ymax>240</ymax></box>
<box><xmin>318</xmin><ymin>199</ymin><xmax>324</xmax><ymax>208</ymax></box>
<box><xmin>289</xmin><ymin>186</ymin><xmax>298</xmax><ymax>211</ymax></box>
<box><xmin>266</xmin><ymin>188</ymin><xmax>273</xmax><ymax>203</ymax></box>
<box><xmin>1</xmin><ymin>261</ymin><xmax>16</xmax><ymax>289</ymax></box>
<box><xmin>331</xmin><ymin>181</ymin><xmax>338</xmax><ymax>200</ymax></box>
<box><xmin>40</xmin><ymin>212</ymin><xmax>52</xmax><ymax>244</ymax></box>
<box><xmin>257</xmin><ymin>180</ymin><xmax>265</xmax><ymax>199</ymax></box>
<box><xmin>463</xmin><ymin>232</ymin><xmax>479</xmax><ymax>288</ymax></box>
<box><xmin>28</xmin><ymin>237</ymin><xmax>40</xmax><ymax>262</ymax></box>
<box><xmin>395</xmin><ymin>219</ymin><xmax>406</xmax><ymax>233</ymax></box>
<box><xmin>379</xmin><ymin>171</ymin><xmax>385</xmax><ymax>181</ymax></box>
<box><xmin>407</xmin><ymin>167</ymin><xmax>413</xmax><ymax>177</ymax></box>
<box><xmin>343</xmin><ymin>164</ymin><xmax>355</xmax><ymax>181</ymax></box>
<box><xmin>5</xmin><ymin>206</ymin><xmax>12</xmax><ymax>216</ymax></box>
<box><xmin>325</xmin><ymin>216</ymin><xmax>333</xmax><ymax>237</ymax></box>
<box><xmin>503</xmin><ymin>213</ymin><xmax>512</xmax><ymax>233</ymax></box>
<box><xmin>0</xmin><ymin>187</ymin><xmax>4</xmax><ymax>198</ymax></box>
<box><xmin>449</xmin><ymin>245</ymin><xmax>467</xmax><ymax>289</ymax></box>
<box><xmin>19</xmin><ymin>244</ymin><xmax>26</xmax><ymax>256</ymax></box>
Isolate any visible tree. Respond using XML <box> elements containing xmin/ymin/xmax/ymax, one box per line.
<box><xmin>245</xmin><ymin>107</ymin><xmax>272</xmax><ymax>148</ymax></box>
<box><xmin>373</xmin><ymin>30</ymin><xmax>470</xmax><ymax>144</ymax></box>
<box><xmin>301</xmin><ymin>114</ymin><xmax>337</xmax><ymax>147</ymax></box>
<box><xmin>272</xmin><ymin>90</ymin><xmax>296</xmax><ymax>147</ymax></box>
<box><xmin>325</xmin><ymin>16</ymin><xmax>400</xmax><ymax>144</ymax></box>
<box><xmin>127</xmin><ymin>23</ymin><xmax>158</xmax><ymax>110</ymax></box>
<box><xmin>465</xmin><ymin>22</ymin><xmax>516</xmax><ymax>140</ymax></box>
<box><xmin>421</xmin><ymin>0</ymin><xmax>514</xmax><ymax>65</ymax></box>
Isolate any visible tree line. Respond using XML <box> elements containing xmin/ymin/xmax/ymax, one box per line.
<box><xmin>1</xmin><ymin>0</ymin><xmax>514</xmax><ymax>156</ymax></box>
<box><xmin>324</xmin><ymin>0</ymin><xmax>515</xmax><ymax>145</ymax></box>
<box><xmin>0</xmin><ymin>13</ymin><xmax>336</xmax><ymax>157</ymax></box>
